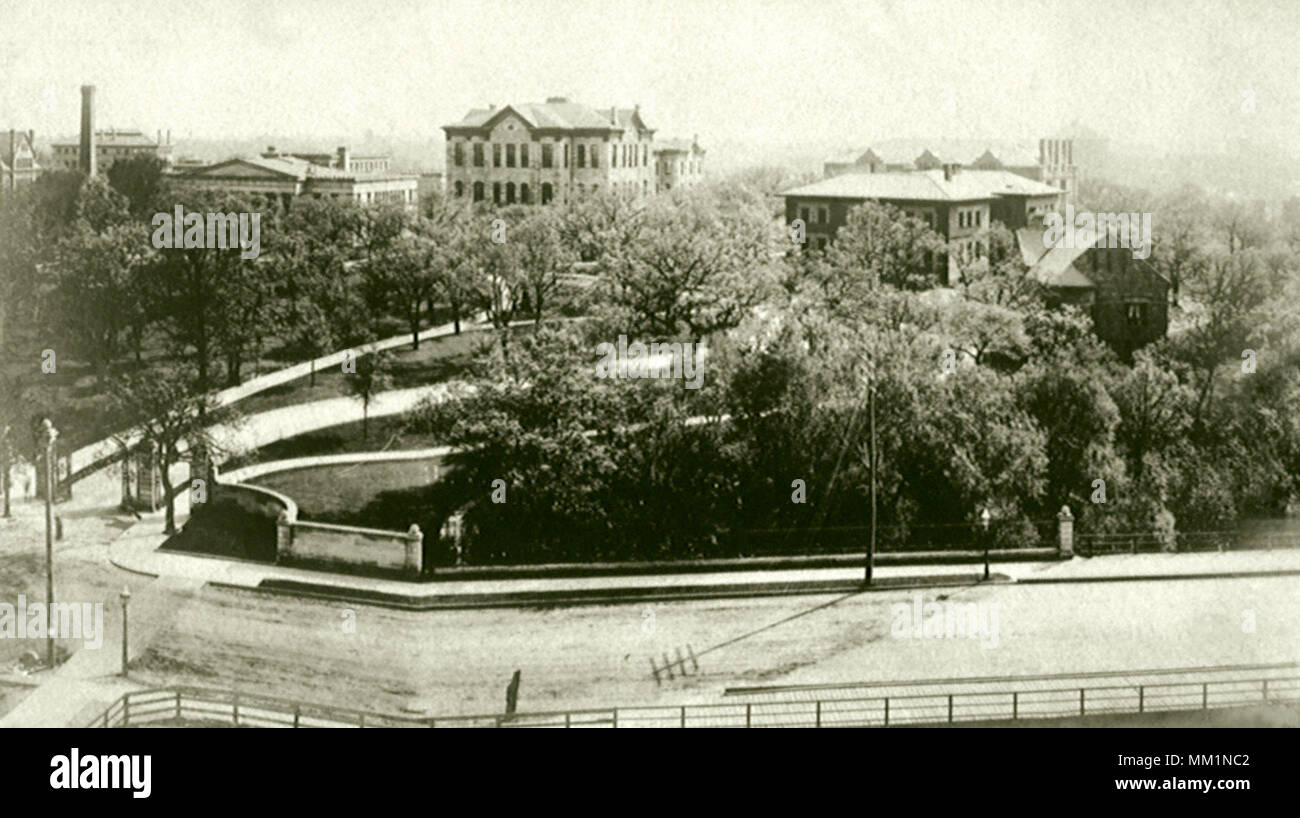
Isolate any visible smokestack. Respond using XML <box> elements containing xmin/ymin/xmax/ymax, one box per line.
<box><xmin>79</xmin><ymin>85</ymin><xmax>97</xmax><ymax>176</ymax></box>
<box><xmin>157</xmin><ymin>129</ymin><xmax>162</xmax><ymax>147</ymax></box>
<box><xmin>336</xmin><ymin>146</ymin><xmax>349</xmax><ymax>171</ymax></box>
<box><xmin>166</xmin><ymin>129</ymin><xmax>171</xmax><ymax>145</ymax></box>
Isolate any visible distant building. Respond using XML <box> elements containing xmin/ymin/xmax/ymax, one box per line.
<box><xmin>653</xmin><ymin>136</ymin><xmax>705</xmax><ymax>192</ymax></box>
<box><xmin>1</xmin><ymin>129</ymin><xmax>40</xmax><ymax>194</ymax></box>
<box><xmin>263</xmin><ymin>146</ymin><xmax>391</xmax><ymax>174</ymax></box>
<box><xmin>171</xmin><ymin>153</ymin><xmax>418</xmax><ymax>210</ymax></box>
<box><xmin>781</xmin><ymin>165</ymin><xmax>1065</xmax><ymax>280</ymax></box>
<box><xmin>51</xmin><ymin>128</ymin><xmax>173</xmax><ymax>172</ymax></box>
<box><xmin>442</xmin><ymin>97</ymin><xmax>657</xmax><ymax>205</ymax></box>
<box><xmin>1017</xmin><ymin>225</ymin><xmax>1168</xmax><ymax>361</ymax></box>
<box><xmin>825</xmin><ymin>137</ymin><xmax>1078</xmax><ymax>204</ymax></box>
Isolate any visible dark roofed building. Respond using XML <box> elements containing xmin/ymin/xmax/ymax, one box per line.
<box><xmin>1</xmin><ymin>129</ymin><xmax>40</xmax><ymax>194</ymax></box>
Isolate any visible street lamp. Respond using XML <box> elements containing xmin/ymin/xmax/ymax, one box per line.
<box><xmin>980</xmin><ymin>507</ymin><xmax>992</xmax><ymax>581</ymax></box>
<box><xmin>41</xmin><ymin>418</ymin><xmax>57</xmax><ymax>669</ymax></box>
<box><xmin>120</xmin><ymin>586</ymin><xmax>131</xmax><ymax>677</ymax></box>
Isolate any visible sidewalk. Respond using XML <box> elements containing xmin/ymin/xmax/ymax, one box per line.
<box><xmin>108</xmin><ymin>509</ymin><xmax>1300</xmax><ymax>610</ymax></box>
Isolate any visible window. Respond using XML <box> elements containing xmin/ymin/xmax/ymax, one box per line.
<box><xmin>590</xmin><ymin>144</ymin><xmax>598</xmax><ymax>168</ymax></box>
<box><xmin>454</xmin><ymin>143</ymin><xmax>464</xmax><ymax>167</ymax></box>
<box><xmin>493</xmin><ymin>182</ymin><xmax>501</xmax><ymax>204</ymax></box>
<box><xmin>1126</xmin><ymin>302</ymin><xmax>1147</xmax><ymax>324</ymax></box>
<box><xmin>473</xmin><ymin>182</ymin><xmax>484</xmax><ymax>201</ymax></box>
<box><xmin>506</xmin><ymin>144</ymin><xmax>516</xmax><ymax>167</ymax></box>
<box><xmin>563</xmin><ymin>143</ymin><xmax>569</xmax><ymax>167</ymax></box>
<box><xmin>493</xmin><ymin>144</ymin><xmax>502</xmax><ymax>167</ymax></box>
<box><xmin>577</xmin><ymin>144</ymin><xmax>586</xmax><ymax>168</ymax></box>
<box><xmin>520</xmin><ymin>144</ymin><xmax>529</xmax><ymax>168</ymax></box>
<box><xmin>818</xmin><ymin>207</ymin><xmax>829</xmax><ymax>224</ymax></box>
<box><xmin>455</xmin><ymin>181</ymin><xmax>464</xmax><ymax>197</ymax></box>
<box><xmin>541</xmin><ymin>144</ymin><xmax>553</xmax><ymax>168</ymax></box>
<box><xmin>541</xmin><ymin>183</ymin><xmax>553</xmax><ymax>204</ymax></box>
<box><xmin>505</xmin><ymin>182</ymin><xmax>515</xmax><ymax>204</ymax></box>
<box><xmin>643</xmin><ymin>145</ymin><xmax>648</xmax><ymax>166</ymax></box>
<box><xmin>473</xmin><ymin>144</ymin><xmax>484</xmax><ymax>167</ymax></box>
<box><xmin>521</xmin><ymin>183</ymin><xmax>530</xmax><ymax>204</ymax></box>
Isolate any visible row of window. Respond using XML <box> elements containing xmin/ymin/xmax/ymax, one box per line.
<box><xmin>656</xmin><ymin>159</ymin><xmax>702</xmax><ymax>175</ymax></box>
<box><xmin>957</xmin><ymin>208</ymin><xmax>984</xmax><ymax>229</ymax></box>
<box><xmin>452</xmin><ymin>179</ymin><xmax>651</xmax><ymax>204</ymax></box>
<box><xmin>454</xmin><ymin>140</ymin><xmax>651</xmax><ymax>170</ymax></box>
<box><xmin>797</xmin><ymin>205</ymin><xmax>831</xmax><ymax>225</ymax></box>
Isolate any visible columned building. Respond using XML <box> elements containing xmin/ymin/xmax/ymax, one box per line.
<box><xmin>171</xmin><ymin>154</ymin><xmax>418</xmax><ymax>210</ymax></box>
<box><xmin>442</xmin><ymin>97</ymin><xmax>656</xmax><ymax>206</ymax></box>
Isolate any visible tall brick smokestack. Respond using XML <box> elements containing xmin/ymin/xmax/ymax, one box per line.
<box><xmin>79</xmin><ymin>85</ymin><xmax>97</xmax><ymax>175</ymax></box>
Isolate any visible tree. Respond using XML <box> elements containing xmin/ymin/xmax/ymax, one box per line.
<box><xmin>823</xmin><ymin>201</ymin><xmax>946</xmax><ymax>296</ymax></box>
<box><xmin>106</xmin><ymin>154</ymin><xmax>169</xmax><ymax>218</ymax></box>
<box><xmin>508</xmin><ymin>208</ymin><xmax>576</xmax><ymax>325</ymax></box>
<box><xmin>51</xmin><ymin>221</ymin><xmax>155</xmax><ymax>385</ymax></box>
<box><xmin>109</xmin><ymin>368</ymin><xmax>231</xmax><ymax>535</ymax></box>
<box><xmin>603</xmin><ymin>194</ymin><xmax>776</xmax><ymax>342</ymax></box>
<box><xmin>346</xmin><ymin>347</ymin><xmax>392</xmax><ymax>440</ymax></box>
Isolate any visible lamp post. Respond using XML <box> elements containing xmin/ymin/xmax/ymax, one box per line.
<box><xmin>980</xmin><ymin>507</ymin><xmax>992</xmax><ymax>581</ymax></box>
<box><xmin>41</xmin><ymin>419</ymin><xmax>57</xmax><ymax>669</ymax></box>
<box><xmin>120</xmin><ymin>586</ymin><xmax>131</xmax><ymax>677</ymax></box>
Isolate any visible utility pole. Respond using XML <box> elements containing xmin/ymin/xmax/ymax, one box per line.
<box><xmin>41</xmin><ymin>418</ymin><xmax>58</xmax><ymax>669</ymax></box>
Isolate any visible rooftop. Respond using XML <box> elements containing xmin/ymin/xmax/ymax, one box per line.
<box><xmin>52</xmin><ymin>129</ymin><xmax>157</xmax><ymax>148</ymax></box>
<box><xmin>782</xmin><ymin>169</ymin><xmax>1064</xmax><ymax>203</ymax></box>
<box><xmin>444</xmin><ymin>99</ymin><xmax>651</xmax><ymax>133</ymax></box>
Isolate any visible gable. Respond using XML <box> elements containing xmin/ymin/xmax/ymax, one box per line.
<box><xmin>188</xmin><ymin>159</ymin><xmax>298</xmax><ymax>179</ymax></box>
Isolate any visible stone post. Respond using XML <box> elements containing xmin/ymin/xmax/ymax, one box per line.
<box><xmin>1057</xmin><ymin>505</ymin><xmax>1074</xmax><ymax>557</ymax></box>
<box><xmin>405</xmin><ymin>523</ymin><xmax>424</xmax><ymax>576</ymax></box>
<box><xmin>275</xmin><ymin>509</ymin><xmax>294</xmax><ymax>563</ymax></box>
<box><xmin>119</xmin><ymin>441</ymin><xmax>132</xmax><ymax>511</ymax></box>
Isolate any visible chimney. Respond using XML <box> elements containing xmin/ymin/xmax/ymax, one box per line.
<box><xmin>488</xmin><ymin>103</ymin><xmax>496</xmax><ymax>111</ymax></box>
<box><xmin>611</xmin><ymin>106</ymin><xmax>617</xmax><ymax>124</ymax></box>
<box><xmin>166</xmin><ymin>129</ymin><xmax>171</xmax><ymax>145</ymax></box>
<box><xmin>266</xmin><ymin>146</ymin><xmax>277</xmax><ymax>156</ymax></box>
<box><xmin>79</xmin><ymin>85</ymin><xmax>97</xmax><ymax>176</ymax></box>
<box><xmin>942</xmin><ymin>162</ymin><xmax>959</xmax><ymax>181</ymax></box>
<box><xmin>336</xmin><ymin>146</ymin><xmax>350</xmax><ymax>171</ymax></box>
<box><xmin>157</xmin><ymin>129</ymin><xmax>162</xmax><ymax>147</ymax></box>
<box><xmin>1039</xmin><ymin>138</ymin><xmax>1046</xmax><ymax>167</ymax></box>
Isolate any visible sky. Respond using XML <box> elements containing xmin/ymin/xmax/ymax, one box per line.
<box><xmin>2</xmin><ymin>0</ymin><xmax>1298</xmax><ymax>155</ymax></box>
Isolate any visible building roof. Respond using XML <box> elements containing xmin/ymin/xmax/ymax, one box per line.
<box><xmin>830</xmin><ymin>138</ymin><xmax>1042</xmax><ymax>171</ymax></box>
<box><xmin>443</xmin><ymin>99</ymin><xmax>652</xmax><ymax>134</ymax></box>
<box><xmin>654</xmin><ymin>137</ymin><xmax>703</xmax><ymax>154</ymax></box>
<box><xmin>1015</xmin><ymin>227</ymin><xmax>1096</xmax><ymax>289</ymax></box>
<box><xmin>1</xmin><ymin>130</ymin><xmax>38</xmax><ymax>166</ymax></box>
<box><xmin>179</xmin><ymin>155</ymin><xmax>414</xmax><ymax>183</ymax></box>
<box><xmin>783</xmin><ymin>169</ymin><xmax>1064</xmax><ymax>203</ymax></box>
<box><xmin>52</xmin><ymin>129</ymin><xmax>157</xmax><ymax>148</ymax></box>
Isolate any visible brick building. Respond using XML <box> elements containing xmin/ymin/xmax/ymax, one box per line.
<box><xmin>1017</xmin><ymin>226</ymin><xmax>1169</xmax><ymax>360</ymax></box>
<box><xmin>442</xmin><ymin>97</ymin><xmax>656</xmax><ymax>205</ymax></box>
<box><xmin>781</xmin><ymin>165</ymin><xmax>1064</xmax><ymax>277</ymax></box>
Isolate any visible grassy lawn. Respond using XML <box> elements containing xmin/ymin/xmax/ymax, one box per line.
<box><xmin>253</xmin><ymin>459</ymin><xmax>454</xmax><ymax>534</ymax></box>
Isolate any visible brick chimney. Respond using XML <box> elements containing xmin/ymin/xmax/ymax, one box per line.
<box><xmin>336</xmin><ymin>146</ymin><xmax>350</xmax><ymax>172</ymax></box>
<box><xmin>79</xmin><ymin>85</ymin><xmax>97</xmax><ymax>176</ymax></box>
<box><xmin>942</xmin><ymin>162</ymin><xmax>959</xmax><ymax>181</ymax></box>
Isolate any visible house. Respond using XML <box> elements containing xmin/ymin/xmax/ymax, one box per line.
<box><xmin>1016</xmin><ymin>225</ymin><xmax>1169</xmax><ymax>360</ymax></box>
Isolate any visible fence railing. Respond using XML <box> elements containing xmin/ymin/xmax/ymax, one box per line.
<box><xmin>91</xmin><ymin>672</ymin><xmax>1300</xmax><ymax>729</ymax></box>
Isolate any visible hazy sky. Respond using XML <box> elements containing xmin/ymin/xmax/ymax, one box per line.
<box><xmin>3</xmin><ymin>0</ymin><xmax>1297</xmax><ymax>152</ymax></box>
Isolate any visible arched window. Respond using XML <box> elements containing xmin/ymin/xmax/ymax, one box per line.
<box><xmin>541</xmin><ymin>182</ymin><xmax>553</xmax><ymax>204</ymax></box>
<box><xmin>454</xmin><ymin>181</ymin><xmax>464</xmax><ymax>198</ymax></box>
<box><xmin>520</xmin><ymin>183</ymin><xmax>531</xmax><ymax>204</ymax></box>
<box><xmin>505</xmin><ymin>182</ymin><xmax>516</xmax><ymax>204</ymax></box>
<box><xmin>473</xmin><ymin>181</ymin><xmax>484</xmax><ymax>202</ymax></box>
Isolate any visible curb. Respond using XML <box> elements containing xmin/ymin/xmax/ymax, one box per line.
<box><xmin>225</xmin><ymin>572</ymin><xmax>1009</xmax><ymax>610</ymax></box>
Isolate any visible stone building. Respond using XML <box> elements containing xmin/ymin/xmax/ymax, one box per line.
<box><xmin>0</xmin><ymin>129</ymin><xmax>40</xmax><ymax>194</ymax></box>
<box><xmin>653</xmin><ymin>136</ymin><xmax>705</xmax><ymax>192</ymax></box>
<box><xmin>442</xmin><ymin>97</ymin><xmax>656</xmax><ymax>205</ymax></box>
<box><xmin>171</xmin><ymin>153</ymin><xmax>418</xmax><ymax>210</ymax></box>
